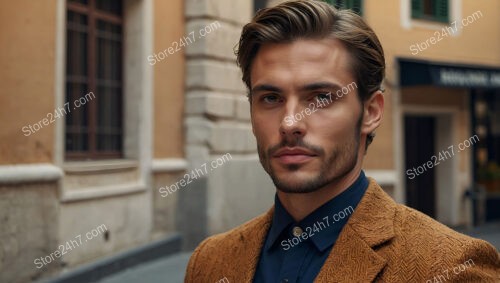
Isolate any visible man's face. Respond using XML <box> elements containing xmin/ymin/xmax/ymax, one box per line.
<box><xmin>250</xmin><ymin>38</ymin><xmax>363</xmax><ymax>194</ymax></box>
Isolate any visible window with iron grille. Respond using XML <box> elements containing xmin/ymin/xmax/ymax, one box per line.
<box><xmin>326</xmin><ymin>0</ymin><xmax>363</xmax><ymax>16</ymax></box>
<box><xmin>65</xmin><ymin>0</ymin><xmax>123</xmax><ymax>160</ymax></box>
<box><xmin>411</xmin><ymin>0</ymin><xmax>449</xmax><ymax>23</ymax></box>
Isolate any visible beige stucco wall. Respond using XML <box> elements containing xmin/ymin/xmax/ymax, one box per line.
<box><xmin>153</xmin><ymin>0</ymin><xmax>185</xmax><ymax>159</ymax></box>
<box><xmin>366</xmin><ymin>0</ymin><xmax>500</xmax><ymax>77</ymax></box>
<box><xmin>362</xmin><ymin>0</ymin><xmax>500</xmax><ymax>171</ymax></box>
<box><xmin>150</xmin><ymin>0</ymin><xmax>187</xmax><ymax>241</ymax></box>
<box><xmin>0</xmin><ymin>0</ymin><xmax>57</xmax><ymax>164</ymax></box>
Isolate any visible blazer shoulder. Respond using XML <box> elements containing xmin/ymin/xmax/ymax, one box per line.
<box><xmin>195</xmin><ymin>208</ymin><xmax>272</xmax><ymax>250</ymax></box>
<box><xmin>184</xmin><ymin>208</ymin><xmax>273</xmax><ymax>282</ymax></box>
<box><xmin>391</xmin><ymin>203</ymin><xmax>500</xmax><ymax>281</ymax></box>
<box><xmin>395</xmin><ymin>204</ymin><xmax>475</xmax><ymax>244</ymax></box>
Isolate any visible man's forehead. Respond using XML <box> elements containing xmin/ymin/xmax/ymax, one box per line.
<box><xmin>250</xmin><ymin>38</ymin><xmax>353</xmax><ymax>87</ymax></box>
<box><xmin>257</xmin><ymin>38</ymin><xmax>347</xmax><ymax>61</ymax></box>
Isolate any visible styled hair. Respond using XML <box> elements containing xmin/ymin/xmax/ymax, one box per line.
<box><xmin>235</xmin><ymin>0</ymin><xmax>385</xmax><ymax>149</ymax></box>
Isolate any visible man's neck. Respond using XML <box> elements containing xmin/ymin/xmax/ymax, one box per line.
<box><xmin>276</xmin><ymin>166</ymin><xmax>363</xmax><ymax>222</ymax></box>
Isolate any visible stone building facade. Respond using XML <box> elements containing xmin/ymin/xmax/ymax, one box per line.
<box><xmin>1</xmin><ymin>0</ymin><xmax>499</xmax><ymax>282</ymax></box>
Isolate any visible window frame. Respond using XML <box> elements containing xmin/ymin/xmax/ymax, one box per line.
<box><xmin>411</xmin><ymin>0</ymin><xmax>449</xmax><ymax>23</ymax></box>
<box><xmin>65</xmin><ymin>0</ymin><xmax>124</xmax><ymax>160</ymax></box>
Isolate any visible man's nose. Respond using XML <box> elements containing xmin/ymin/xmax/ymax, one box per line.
<box><xmin>279</xmin><ymin>99</ymin><xmax>307</xmax><ymax>140</ymax></box>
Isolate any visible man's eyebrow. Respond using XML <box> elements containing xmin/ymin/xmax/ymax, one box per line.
<box><xmin>250</xmin><ymin>82</ymin><xmax>341</xmax><ymax>94</ymax></box>
<box><xmin>250</xmin><ymin>84</ymin><xmax>283</xmax><ymax>94</ymax></box>
<box><xmin>300</xmin><ymin>82</ymin><xmax>341</xmax><ymax>91</ymax></box>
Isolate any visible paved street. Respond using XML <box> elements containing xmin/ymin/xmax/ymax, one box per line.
<box><xmin>96</xmin><ymin>252</ymin><xmax>192</xmax><ymax>283</ymax></box>
<box><xmin>94</xmin><ymin>223</ymin><xmax>499</xmax><ymax>283</ymax></box>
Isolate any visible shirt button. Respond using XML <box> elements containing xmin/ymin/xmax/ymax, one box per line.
<box><xmin>292</xmin><ymin>226</ymin><xmax>303</xmax><ymax>237</ymax></box>
<box><xmin>281</xmin><ymin>279</ymin><xmax>289</xmax><ymax>283</ymax></box>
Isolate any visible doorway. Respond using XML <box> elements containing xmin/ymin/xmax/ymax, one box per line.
<box><xmin>405</xmin><ymin>115</ymin><xmax>437</xmax><ymax>218</ymax></box>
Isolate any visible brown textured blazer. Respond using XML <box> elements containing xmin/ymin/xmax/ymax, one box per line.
<box><xmin>185</xmin><ymin>178</ymin><xmax>500</xmax><ymax>282</ymax></box>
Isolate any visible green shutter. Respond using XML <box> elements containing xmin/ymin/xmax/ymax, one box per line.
<box><xmin>324</xmin><ymin>0</ymin><xmax>363</xmax><ymax>16</ymax></box>
<box><xmin>435</xmin><ymin>0</ymin><xmax>449</xmax><ymax>23</ymax></box>
<box><xmin>324</xmin><ymin>0</ymin><xmax>338</xmax><ymax>7</ymax></box>
<box><xmin>349</xmin><ymin>0</ymin><xmax>363</xmax><ymax>15</ymax></box>
<box><xmin>335</xmin><ymin>0</ymin><xmax>345</xmax><ymax>9</ymax></box>
<box><xmin>411</xmin><ymin>0</ymin><xmax>423</xmax><ymax>19</ymax></box>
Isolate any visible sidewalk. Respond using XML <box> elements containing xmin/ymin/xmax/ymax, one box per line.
<box><xmin>96</xmin><ymin>252</ymin><xmax>192</xmax><ymax>283</ymax></box>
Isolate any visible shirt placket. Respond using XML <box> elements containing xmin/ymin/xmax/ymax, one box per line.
<box><xmin>278</xmin><ymin>226</ymin><xmax>309</xmax><ymax>283</ymax></box>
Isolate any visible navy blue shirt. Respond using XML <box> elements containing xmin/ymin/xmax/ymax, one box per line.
<box><xmin>253</xmin><ymin>171</ymin><xmax>368</xmax><ymax>283</ymax></box>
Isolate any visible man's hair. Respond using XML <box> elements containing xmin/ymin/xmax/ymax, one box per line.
<box><xmin>235</xmin><ymin>0</ymin><xmax>385</xmax><ymax>149</ymax></box>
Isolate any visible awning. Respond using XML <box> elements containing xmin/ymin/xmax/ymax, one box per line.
<box><xmin>398</xmin><ymin>58</ymin><xmax>500</xmax><ymax>88</ymax></box>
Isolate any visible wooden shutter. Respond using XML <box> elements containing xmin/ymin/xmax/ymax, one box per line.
<box><xmin>349</xmin><ymin>0</ymin><xmax>363</xmax><ymax>15</ymax></box>
<box><xmin>327</xmin><ymin>0</ymin><xmax>362</xmax><ymax>15</ymax></box>
<box><xmin>411</xmin><ymin>0</ymin><xmax>423</xmax><ymax>19</ymax></box>
<box><xmin>435</xmin><ymin>0</ymin><xmax>449</xmax><ymax>23</ymax></box>
<box><xmin>333</xmin><ymin>0</ymin><xmax>344</xmax><ymax>9</ymax></box>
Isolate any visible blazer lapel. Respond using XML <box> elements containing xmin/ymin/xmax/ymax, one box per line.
<box><xmin>231</xmin><ymin>208</ymin><xmax>274</xmax><ymax>282</ymax></box>
<box><xmin>315</xmin><ymin>178</ymin><xmax>396</xmax><ymax>282</ymax></box>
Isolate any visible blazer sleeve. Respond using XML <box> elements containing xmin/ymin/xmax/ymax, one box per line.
<box><xmin>184</xmin><ymin>238</ymin><xmax>212</xmax><ymax>283</ymax></box>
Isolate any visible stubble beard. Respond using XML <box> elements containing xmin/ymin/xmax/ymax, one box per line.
<box><xmin>257</xmin><ymin>118</ymin><xmax>362</xmax><ymax>194</ymax></box>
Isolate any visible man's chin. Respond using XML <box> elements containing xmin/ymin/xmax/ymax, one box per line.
<box><xmin>274</xmin><ymin>183</ymin><xmax>323</xmax><ymax>194</ymax></box>
<box><xmin>271</xmin><ymin>173</ymin><xmax>326</xmax><ymax>194</ymax></box>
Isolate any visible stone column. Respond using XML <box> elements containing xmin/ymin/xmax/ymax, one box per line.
<box><xmin>181</xmin><ymin>0</ymin><xmax>274</xmax><ymax>250</ymax></box>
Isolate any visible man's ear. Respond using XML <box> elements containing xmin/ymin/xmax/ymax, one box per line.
<box><xmin>361</xmin><ymin>90</ymin><xmax>384</xmax><ymax>136</ymax></box>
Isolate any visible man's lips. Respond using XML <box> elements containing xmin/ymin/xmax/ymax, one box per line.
<box><xmin>273</xmin><ymin>147</ymin><xmax>317</xmax><ymax>164</ymax></box>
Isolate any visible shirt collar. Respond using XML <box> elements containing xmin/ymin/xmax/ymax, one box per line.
<box><xmin>265</xmin><ymin>170</ymin><xmax>369</xmax><ymax>252</ymax></box>
<box><xmin>264</xmin><ymin>193</ymin><xmax>294</xmax><ymax>251</ymax></box>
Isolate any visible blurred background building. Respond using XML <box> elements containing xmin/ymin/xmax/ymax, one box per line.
<box><xmin>0</xmin><ymin>0</ymin><xmax>499</xmax><ymax>282</ymax></box>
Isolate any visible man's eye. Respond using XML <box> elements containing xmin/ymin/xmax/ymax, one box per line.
<box><xmin>262</xmin><ymin>95</ymin><xmax>281</xmax><ymax>104</ymax></box>
<box><xmin>316</xmin><ymin>92</ymin><xmax>332</xmax><ymax>101</ymax></box>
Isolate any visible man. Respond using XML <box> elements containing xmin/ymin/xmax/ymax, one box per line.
<box><xmin>185</xmin><ymin>1</ymin><xmax>500</xmax><ymax>282</ymax></box>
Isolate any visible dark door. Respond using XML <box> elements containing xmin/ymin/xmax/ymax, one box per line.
<box><xmin>405</xmin><ymin>115</ymin><xmax>436</xmax><ymax>218</ymax></box>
